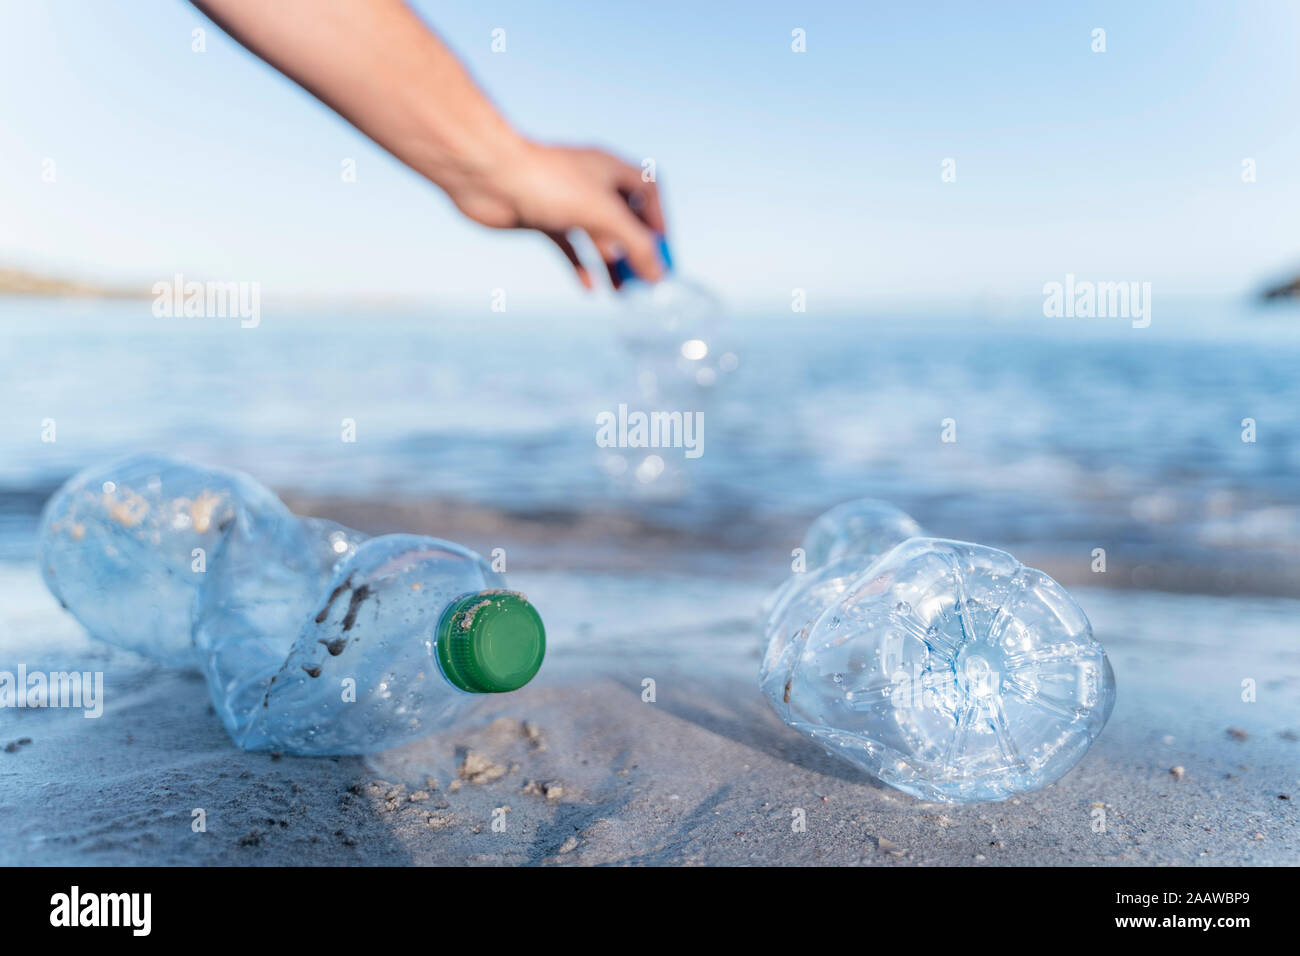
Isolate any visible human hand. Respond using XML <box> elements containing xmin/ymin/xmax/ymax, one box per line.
<box><xmin>444</xmin><ymin>141</ymin><xmax>667</xmax><ymax>290</ymax></box>
<box><xmin>192</xmin><ymin>0</ymin><xmax>666</xmax><ymax>289</ymax></box>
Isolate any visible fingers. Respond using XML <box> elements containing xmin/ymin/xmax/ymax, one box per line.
<box><xmin>588</xmin><ymin>233</ymin><xmax>626</xmax><ymax>290</ymax></box>
<box><xmin>544</xmin><ymin>230</ymin><xmax>593</xmax><ymax>290</ymax></box>
<box><xmin>610</xmin><ymin>158</ymin><xmax>666</xmax><ymax>234</ymax></box>
<box><xmin>526</xmin><ymin>146</ymin><xmax>668</xmax><ymax>289</ymax></box>
<box><xmin>591</xmin><ymin>200</ymin><xmax>664</xmax><ymax>284</ymax></box>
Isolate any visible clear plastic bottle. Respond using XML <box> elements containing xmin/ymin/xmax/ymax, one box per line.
<box><xmin>762</xmin><ymin>499</ymin><xmax>924</xmax><ymax>678</ymax></box>
<box><xmin>606</xmin><ymin>236</ymin><xmax>732</xmax><ymax>494</ymax></box>
<box><xmin>613</xmin><ymin>235</ymin><xmax>728</xmax><ymax>402</ymax></box>
<box><xmin>761</xmin><ymin>499</ymin><xmax>1116</xmax><ymax>803</ymax></box>
<box><xmin>38</xmin><ymin>454</ymin><xmax>545</xmax><ymax>754</ymax></box>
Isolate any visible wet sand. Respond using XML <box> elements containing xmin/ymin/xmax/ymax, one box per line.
<box><xmin>2</xmin><ymin>528</ymin><xmax>1296</xmax><ymax>866</ymax></box>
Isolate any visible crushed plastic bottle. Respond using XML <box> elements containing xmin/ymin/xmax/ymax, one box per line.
<box><xmin>761</xmin><ymin>499</ymin><xmax>1116</xmax><ymax>803</ymax></box>
<box><xmin>38</xmin><ymin>454</ymin><xmax>545</xmax><ymax>755</ymax></box>
<box><xmin>762</xmin><ymin>499</ymin><xmax>924</xmax><ymax>668</ymax></box>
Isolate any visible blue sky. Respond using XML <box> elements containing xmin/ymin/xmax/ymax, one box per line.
<box><xmin>2</xmin><ymin>0</ymin><xmax>1299</xmax><ymax>310</ymax></box>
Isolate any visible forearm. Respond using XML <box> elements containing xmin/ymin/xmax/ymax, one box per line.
<box><xmin>192</xmin><ymin>0</ymin><xmax>666</xmax><ymax>284</ymax></box>
<box><xmin>192</xmin><ymin>0</ymin><xmax>525</xmax><ymax>192</ymax></box>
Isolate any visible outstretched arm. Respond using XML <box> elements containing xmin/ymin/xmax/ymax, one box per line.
<box><xmin>192</xmin><ymin>0</ymin><xmax>665</xmax><ymax>288</ymax></box>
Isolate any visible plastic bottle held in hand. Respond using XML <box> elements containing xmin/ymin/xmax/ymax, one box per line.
<box><xmin>613</xmin><ymin>235</ymin><xmax>731</xmax><ymax>401</ymax></box>
<box><xmin>760</xmin><ymin>498</ymin><xmax>1116</xmax><ymax>803</ymax></box>
<box><xmin>38</xmin><ymin>454</ymin><xmax>545</xmax><ymax>755</ymax></box>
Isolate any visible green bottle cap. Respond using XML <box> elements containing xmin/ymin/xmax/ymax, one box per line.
<box><xmin>436</xmin><ymin>590</ymin><xmax>545</xmax><ymax>694</ymax></box>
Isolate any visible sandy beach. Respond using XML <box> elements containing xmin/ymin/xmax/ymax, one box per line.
<box><xmin>8</xmin><ymin>0</ymin><xmax>1300</xmax><ymax>891</ymax></box>
<box><xmin>3</xmin><ymin>504</ymin><xmax>1296</xmax><ymax>867</ymax></box>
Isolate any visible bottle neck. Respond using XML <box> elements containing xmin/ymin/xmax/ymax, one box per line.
<box><xmin>613</xmin><ymin>234</ymin><xmax>674</xmax><ymax>286</ymax></box>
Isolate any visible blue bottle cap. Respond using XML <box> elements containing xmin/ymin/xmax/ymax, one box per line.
<box><xmin>613</xmin><ymin>234</ymin><xmax>673</xmax><ymax>285</ymax></box>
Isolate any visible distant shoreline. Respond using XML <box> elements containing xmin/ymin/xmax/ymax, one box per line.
<box><xmin>0</xmin><ymin>266</ymin><xmax>429</xmax><ymax>311</ymax></box>
<box><xmin>0</xmin><ymin>266</ymin><xmax>146</xmax><ymax>300</ymax></box>
<box><xmin>1260</xmin><ymin>274</ymin><xmax>1300</xmax><ymax>302</ymax></box>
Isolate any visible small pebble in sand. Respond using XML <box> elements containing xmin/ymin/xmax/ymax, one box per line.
<box><xmin>557</xmin><ymin>835</ymin><xmax>579</xmax><ymax>855</ymax></box>
<box><xmin>1255</xmin><ymin>832</ymin><xmax>1265</xmax><ymax>840</ymax></box>
<box><xmin>458</xmin><ymin>751</ymin><xmax>508</xmax><ymax>785</ymax></box>
<box><xmin>425</xmin><ymin>813</ymin><xmax>453</xmax><ymax>830</ymax></box>
<box><xmin>3</xmin><ymin>738</ymin><xmax>32</xmax><ymax>753</ymax></box>
<box><xmin>1170</xmin><ymin>766</ymin><xmax>1186</xmax><ymax>780</ymax></box>
<box><xmin>1226</xmin><ymin>727</ymin><xmax>1249</xmax><ymax>741</ymax></box>
<box><xmin>877</xmin><ymin>838</ymin><xmax>907</xmax><ymax>857</ymax></box>
<box><xmin>1280</xmin><ymin>730</ymin><xmax>1299</xmax><ymax>742</ymax></box>
<box><xmin>522</xmin><ymin>779</ymin><xmax>564</xmax><ymax>801</ymax></box>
